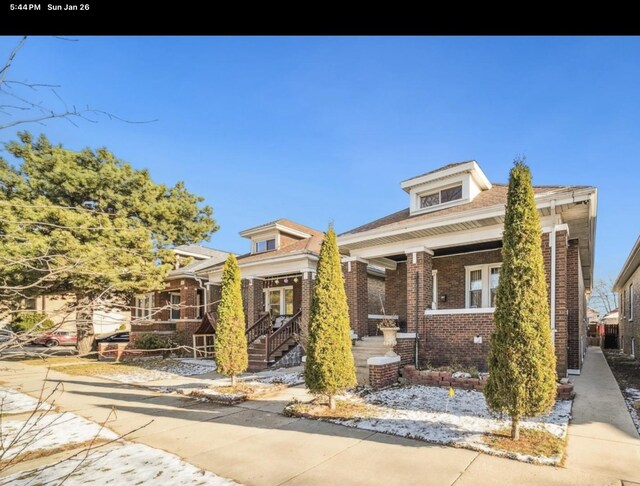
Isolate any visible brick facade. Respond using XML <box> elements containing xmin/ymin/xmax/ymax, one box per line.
<box><xmin>567</xmin><ymin>239</ymin><xmax>581</xmax><ymax>370</ymax></box>
<box><xmin>432</xmin><ymin>249</ymin><xmax>502</xmax><ymax>309</ymax></box>
<box><xmin>406</xmin><ymin>250</ymin><xmax>432</xmax><ymax>334</ymax></box>
<box><xmin>343</xmin><ymin>259</ymin><xmax>368</xmax><ymax>337</ymax></box>
<box><xmin>421</xmin><ymin>311</ymin><xmax>494</xmax><ymax>370</ymax></box>
<box><xmin>388</xmin><ymin>230</ymin><xmax>573</xmax><ymax>376</ymax></box>
<box><xmin>394</xmin><ymin>335</ymin><xmax>416</xmax><ymax>366</ymax></box>
<box><xmin>300</xmin><ymin>272</ymin><xmax>314</xmax><ymax>333</ymax></box>
<box><xmin>620</xmin><ymin>265</ymin><xmax>640</xmax><ymax>357</ymax></box>
<box><xmin>368</xmin><ymin>358</ymin><xmax>400</xmax><ymax>389</ymax></box>
<box><xmin>245</xmin><ymin>278</ymin><xmax>264</xmax><ymax>325</ymax></box>
<box><xmin>385</xmin><ymin>262</ymin><xmax>407</xmax><ymax>323</ymax></box>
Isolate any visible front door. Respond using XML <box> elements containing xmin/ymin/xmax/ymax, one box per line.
<box><xmin>265</xmin><ymin>287</ymin><xmax>294</xmax><ymax>317</ymax></box>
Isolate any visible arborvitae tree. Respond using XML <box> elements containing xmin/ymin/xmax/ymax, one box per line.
<box><xmin>485</xmin><ymin>160</ymin><xmax>557</xmax><ymax>440</ymax></box>
<box><xmin>304</xmin><ymin>226</ymin><xmax>356</xmax><ymax>409</ymax></box>
<box><xmin>215</xmin><ymin>254</ymin><xmax>248</xmax><ymax>386</ymax></box>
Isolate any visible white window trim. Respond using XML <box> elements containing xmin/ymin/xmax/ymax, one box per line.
<box><xmin>263</xmin><ymin>285</ymin><xmax>294</xmax><ymax>315</ymax></box>
<box><xmin>135</xmin><ymin>293</ymin><xmax>153</xmax><ymax>319</ymax></box>
<box><xmin>418</xmin><ymin>183</ymin><xmax>463</xmax><ymax>211</ymax></box>
<box><xmin>169</xmin><ymin>292</ymin><xmax>181</xmax><ymax>321</ymax></box>
<box><xmin>630</xmin><ymin>284</ymin><xmax>634</xmax><ymax>321</ymax></box>
<box><xmin>465</xmin><ymin>263</ymin><xmax>502</xmax><ymax>309</ymax></box>
<box><xmin>254</xmin><ymin>237</ymin><xmax>277</xmax><ymax>254</ymax></box>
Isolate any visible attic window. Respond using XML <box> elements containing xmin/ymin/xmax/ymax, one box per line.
<box><xmin>255</xmin><ymin>238</ymin><xmax>276</xmax><ymax>253</ymax></box>
<box><xmin>420</xmin><ymin>185</ymin><xmax>462</xmax><ymax>209</ymax></box>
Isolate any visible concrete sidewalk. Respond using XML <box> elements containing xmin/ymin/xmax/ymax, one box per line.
<box><xmin>1</xmin><ymin>347</ymin><xmax>639</xmax><ymax>485</ymax></box>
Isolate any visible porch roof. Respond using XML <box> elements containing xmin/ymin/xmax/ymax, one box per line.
<box><xmin>339</xmin><ymin>184</ymin><xmax>597</xmax><ymax>290</ymax></box>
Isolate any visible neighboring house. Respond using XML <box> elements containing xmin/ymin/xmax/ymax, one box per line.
<box><xmin>132</xmin><ymin>245</ymin><xmax>229</xmax><ymax>344</ymax></box>
<box><xmin>338</xmin><ymin>160</ymin><xmax>597</xmax><ymax>377</ymax></box>
<box><xmin>201</xmin><ymin>219</ymin><xmax>384</xmax><ymax>370</ymax></box>
<box><xmin>614</xmin><ymin>235</ymin><xmax>640</xmax><ymax>357</ymax></box>
<box><xmin>600</xmin><ymin>309</ymin><xmax>619</xmax><ymax>326</ymax></box>
<box><xmin>587</xmin><ymin>306</ymin><xmax>600</xmax><ymax>325</ymax></box>
<box><xmin>18</xmin><ymin>294</ymin><xmax>130</xmax><ymax>334</ymax></box>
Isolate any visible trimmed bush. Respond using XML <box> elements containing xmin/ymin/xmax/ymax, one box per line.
<box><xmin>11</xmin><ymin>312</ymin><xmax>55</xmax><ymax>334</ymax></box>
<box><xmin>135</xmin><ymin>333</ymin><xmax>170</xmax><ymax>350</ymax></box>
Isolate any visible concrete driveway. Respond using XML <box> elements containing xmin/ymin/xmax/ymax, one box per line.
<box><xmin>1</xmin><ymin>347</ymin><xmax>638</xmax><ymax>485</ymax></box>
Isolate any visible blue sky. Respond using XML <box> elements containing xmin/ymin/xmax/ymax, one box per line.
<box><xmin>0</xmin><ymin>36</ymin><xmax>637</xmax><ymax>283</ymax></box>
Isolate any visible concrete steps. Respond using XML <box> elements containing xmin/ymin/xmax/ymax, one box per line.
<box><xmin>351</xmin><ymin>337</ymin><xmax>389</xmax><ymax>386</ymax></box>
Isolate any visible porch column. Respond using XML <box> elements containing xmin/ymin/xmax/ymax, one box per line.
<box><xmin>406</xmin><ymin>247</ymin><xmax>433</xmax><ymax>334</ymax></box>
<box><xmin>300</xmin><ymin>271</ymin><xmax>315</xmax><ymax>333</ymax></box>
<box><xmin>342</xmin><ymin>257</ymin><xmax>368</xmax><ymax>338</ymax></box>
<box><xmin>245</xmin><ymin>278</ymin><xmax>264</xmax><ymax>326</ymax></box>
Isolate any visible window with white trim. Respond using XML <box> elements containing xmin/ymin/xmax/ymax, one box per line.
<box><xmin>255</xmin><ymin>238</ymin><xmax>276</xmax><ymax>253</ymax></box>
<box><xmin>623</xmin><ymin>289</ymin><xmax>626</xmax><ymax>318</ymax></box>
<box><xmin>419</xmin><ymin>184</ymin><xmax>463</xmax><ymax>209</ymax></box>
<box><xmin>630</xmin><ymin>284</ymin><xmax>634</xmax><ymax>321</ymax></box>
<box><xmin>264</xmin><ymin>286</ymin><xmax>294</xmax><ymax>316</ymax></box>
<box><xmin>465</xmin><ymin>263</ymin><xmax>501</xmax><ymax>308</ymax></box>
<box><xmin>169</xmin><ymin>292</ymin><xmax>181</xmax><ymax>320</ymax></box>
<box><xmin>134</xmin><ymin>293</ymin><xmax>153</xmax><ymax>319</ymax></box>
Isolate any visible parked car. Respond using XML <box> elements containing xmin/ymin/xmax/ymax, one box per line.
<box><xmin>95</xmin><ymin>331</ymin><xmax>130</xmax><ymax>344</ymax></box>
<box><xmin>32</xmin><ymin>331</ymin><xmax>78</xmax><ymax>347</ymax></box>
<box><xmin>0</xmin><ymin>328</ymin><xmax>13</xmax><ymax>342</ymax></box>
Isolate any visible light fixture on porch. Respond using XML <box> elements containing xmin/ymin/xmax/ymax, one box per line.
<box><xmin>274</xmin><ymin>279</ymin><xmax>280</xmax><ymax>285</ymax></box>
<box><xmin>284</xmin><ymin>278</ymin><xmax>289</xmax><ymax>284</ymax></box>
<box><xmin>293</xmin><ymin>277</ymin><xmax>298</xmax><ymax>283</ymax></box>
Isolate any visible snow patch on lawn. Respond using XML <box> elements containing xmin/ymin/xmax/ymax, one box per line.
<box><xmin>0</xmin><ymin>387</ymin><xmax>52</xmax><ymax>415</ymax></box>
<box><xmin>1</xmin><ymin>412</ymin><xmax>117</xmax><ymax>460</ymax></box>
<box><xmin>623</xmin><ymin>387</ymin><xmax>640</xmax><ymax>434</ymax></box>
<box><xmin>0</xmin><ymin>442</ymin><xmax>238</xmax><ymax>485</ymax></box>
<box><xmin>97</xmin><ymin>358</ymin><xmax>216</xmax><ymax>384</ymax></box>
<box><xmin>253</xmin><ymin>372</ymin><xmax>304</xmax><ymax>386</ymax></box>
<box><xmin>330</xmin><ymin>386</ymin><xmax>571</xmax><ymax>465</ymax></box>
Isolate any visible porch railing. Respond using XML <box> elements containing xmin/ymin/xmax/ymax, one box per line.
<box><xmin>267</xmin><ymin>310</ymin><xmax>301</xmax><ymax>360</ymax></box>
<box><xmin>246</xmin><ymin>312</ymin><xmax>271</xmax><ymax>344</ymax></box>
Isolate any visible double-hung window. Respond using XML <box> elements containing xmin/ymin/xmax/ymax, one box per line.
<box><xmin>255</xmin><ymin>238</ymin><xmax>276</xmax><ymax>253</ymax></box>
<box><xmin>169</xmin><ymin>292</ymin><xmax>181</xmax><ymax>320</ymax></box>
<box><xmin>465</xmin><ymin>264</ymin><xmax>501</xmax><ymax>309</ymax></box>
<box><xmin>630</xmin><ymin>284</ymin><xmax>634</xmax><ymax>321</ymax></box>
<box><xmin>135</xmin><ymin>293</ymin><xmax>153</xmax><ymax>319</ymax></box>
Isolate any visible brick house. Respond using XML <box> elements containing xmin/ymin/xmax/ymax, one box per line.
<box><xmin>614</xmin><ymin>235</ymin><xmax>640</xmax><ymax>357</ymax></box>
<box><xmin>200</xmin><ymin>219</ymin><xmax>385</xmax><ymax>370</ymax></box>
<box><xmin>338</xmin><ymin>160</ymin><xmax>597</xmax><ymax>378</ymax></box>
<box><xmin>131</xmin><ymin>245</ymin><xmax>228</xmax><ymax>345</ymax></box>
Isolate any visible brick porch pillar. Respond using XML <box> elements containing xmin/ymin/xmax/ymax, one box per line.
<box><xmin>554</xmin><ymin>230</ymin><xmax>568</xmax><ymax>377</ymax></box>
<box><xmin>406</xmin><ymin>247</ymin><xmax>433</xmax><ymax>334</ymax></box>
<box><xmin>300</xmin><ymin>271</ymin><xmax>314</xmax><ymax>334</ymax></box>
<box><xmin>245</xmin><ymin>278</ymin><xmax>264</xmax><ymax>327</ymax></box>
<box><xmin>343</xmin><ymin>257</ymin><xmax>368</xmax><ymax>338</ymax></box>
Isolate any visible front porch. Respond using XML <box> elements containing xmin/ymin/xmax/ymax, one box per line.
<box><xmin>344</xmin><ymin>235</ymin><xmax>578</xmax><ymax>377</ymax></box>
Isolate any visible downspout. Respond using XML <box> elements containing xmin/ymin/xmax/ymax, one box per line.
<box><xmin>187</xmin><ymin>272</ymin><xmax>207</xmax><ymax>318</ymax></box>
<box><xmin>550</xmin><ymin>201</ymin><xmax>557</xmax><ymax>352</ymax></box>
<box><xmin>415</xmin><ymin>270</ymin><xmax>420</xmax><ymax>369</ymax></box>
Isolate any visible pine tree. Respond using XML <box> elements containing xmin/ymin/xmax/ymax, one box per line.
<box><xmin>304</xmin><ymin>226</ymin><xmax>357</xmax><ymax>409</ymax></box>
<box><xmin>484</xmin><ymin>160</ymin><xmax>557</xmax><ymax>440</ymax></box>
<box><xmin>215</xmin><ymin>254</ymin><xmax>248</xmax><ymax>386</ymax></box>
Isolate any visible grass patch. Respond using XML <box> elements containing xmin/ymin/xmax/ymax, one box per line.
<box><xmin>51</xmin><ymin>362</ymin><xmax>143</xmax><ymax>376</ymax></box>
<box><xmin>214</xmin><ymin>383</ymin><xmax>257</xmax><ymax>395</ymax></box>
<box><xmin>0</xmin><ymin>438</ymin><xmax>109</xmax><ymax>469</ymax></box>
<box><xmin>286</xmin><ymin>398</ymin><xmax>378</xmax><ymax>420</ymax></box>
<box><xmin>22</xmin><ymin>356</ymin><xmax>92</xmax><ymax>367</ymax></box>
<box><xmin>483</xmin><ymin>427</ymin><xmax>566</xmax><ymax>459</ymax></box>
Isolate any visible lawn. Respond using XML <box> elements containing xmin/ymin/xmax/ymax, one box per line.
<box><xmin>287</xmin><ymin>385</ymin><xmax>571</xmax><ymax>466</ymax></box>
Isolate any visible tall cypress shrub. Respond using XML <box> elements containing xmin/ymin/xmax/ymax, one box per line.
<box><xmin>484</xmin><ymin>161</ymin><xmax>557</xmax><ymax>440</ymax></box>
<box><xmin>215</xmin><ymin>254</ymin><xmax>248</xmax><ymax>386</ymax></box>
<box><xmin>304</xmin><ymin>226</ymin><xmax>356</xmax><ymax>409</ymax></box>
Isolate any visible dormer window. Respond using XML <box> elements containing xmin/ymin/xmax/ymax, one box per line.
<box><xmin>420</xmin><ymin>185</ymin><xmax>463</xmax><ymax>209</ymax></box>
<box><xmin>255</xmin><ymin>238</ymin><xmax>276</xmax><ymax>253</ymax></box>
